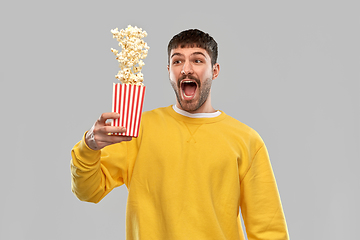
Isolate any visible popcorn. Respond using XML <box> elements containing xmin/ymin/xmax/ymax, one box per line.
<box><xmin>111</xmin><ymin>25</ymin><xmax>150</xmax><ymax>86</ymax></box>
<box><xmin>110</xmin><ymin>25</ymin><xmax>148</xmax><ymax>137</ymax></box>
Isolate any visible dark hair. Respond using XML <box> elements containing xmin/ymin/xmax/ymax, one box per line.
<box><xmin>167</xmin><ymin>29</ymin><xmax>218</xmax><ymax>66</ymax></box>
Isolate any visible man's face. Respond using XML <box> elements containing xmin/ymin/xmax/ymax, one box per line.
<box><xmin>168</xmin><ymin>47</ymin><xmax>220</xmax><ymax>113</ymax></box>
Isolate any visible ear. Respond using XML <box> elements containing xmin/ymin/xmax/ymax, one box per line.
<box><xmin>167</xmin><ymin>65</ymin><xmax>170</xmax><ymax>73</ymax></box>
<box><xmin>212</xmin><ymin>63</ymin><xmax>220</xmax><ymax>80</ymax></box>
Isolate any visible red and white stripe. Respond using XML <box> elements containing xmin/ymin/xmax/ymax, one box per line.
<box><xmin>111</xmin><ymin>83</ymin><xmax>146</xmax><ymax>137</ymax></box>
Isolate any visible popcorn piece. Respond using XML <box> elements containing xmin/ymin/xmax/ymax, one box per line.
<box><xmin>111</xmin><ymin>25</ymin><xmax>150</xmax><ymax>86</ymax></box>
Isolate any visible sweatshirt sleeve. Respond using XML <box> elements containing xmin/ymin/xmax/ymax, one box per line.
<box><xmin>239</xmin><ymin>143</ymin><xmax>289</xmax><ymax>240</ymax></box>
<box><xmin>70</xmin><ymin>133</ymin><xmax>132</xmax><ymax>203</ymax></box>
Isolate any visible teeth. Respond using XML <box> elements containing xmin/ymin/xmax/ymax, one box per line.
<box><xmin>182</xmin><ymin>80</ymin><xmax>196</xmax><ymax>84</ymax></box>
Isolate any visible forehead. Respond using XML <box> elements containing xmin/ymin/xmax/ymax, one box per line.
<box><xmin>170</xmin><ymin>47</ymin><xmax>210</xmax><ymax>59</ymax></box>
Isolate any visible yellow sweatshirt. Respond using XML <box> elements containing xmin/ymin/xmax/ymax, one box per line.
<box><xmin>71</xmin><ymin>106</ymin><xmax>289</xmax><ymax>240</ymax></box>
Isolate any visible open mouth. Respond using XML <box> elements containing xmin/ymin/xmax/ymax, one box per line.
<box><xmin>180</xmin><ymin>80</ymin><xmax>198</xmax><ymax>100</ymax></box>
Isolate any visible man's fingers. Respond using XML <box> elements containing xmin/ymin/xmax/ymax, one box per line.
<box><xmin>98</xmin><ymin>112</ymin><xmax>120</xmax><ymax>125</ymax></box>
<box><xmin>95</xmin><ymin>135</ymin><xmax>132</xmax><ymax>148</ymax></box>
<box><xmin>97</xmin><ymin>126</ymin><xmax>127</xmax><ymax>135</ymax></box>
<box><xmin>86</xmin><ymin>113</ymin><xmax>130</xmax><ymax>150</ymax></box>
<box><xmin>101</xmin><ymin>135</ymin><xmax>133</xmax><ymax>144</ymax></box>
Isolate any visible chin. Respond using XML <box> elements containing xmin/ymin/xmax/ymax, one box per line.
<box><xmin>179</xmin><ymin>98</ymin><xmax>206</xmax><ymax>113</ymax></box>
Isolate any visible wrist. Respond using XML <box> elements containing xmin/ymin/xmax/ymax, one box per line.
<box><xmin>85</xmin><ymin>127</ymin><xmax>100</xmax><ymax>151</ymax></box>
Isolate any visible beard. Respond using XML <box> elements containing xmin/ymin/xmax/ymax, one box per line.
<box><xmin>169</xmin><ymin>74</ymin><xmax>213</xmax><ymax>113</ymax></box>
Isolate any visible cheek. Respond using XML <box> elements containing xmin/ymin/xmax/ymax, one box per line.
<box><xmin>195</xmin><ymin>65</ymin><xmax>211</xmax><ymax>76</ymax></box>
<box><xmin>169</xmin><ymin>68</ymin><xmax>179</xmax><ymax>80</ymax></box>
<box><xmin>169</xmin><ymin>73</ymin><xmax>176</xmax><ymax>83</ymax></box>
<box><xmin>199</xmin><ymin>69</ymin><xmax>211</xmax><ymax>80</ymax></box>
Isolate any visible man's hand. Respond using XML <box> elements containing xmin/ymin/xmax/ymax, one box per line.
<box><xmin>85</xmin><ymin>112</ymin><xmax>132</xmax><ymax>150</ymax></box>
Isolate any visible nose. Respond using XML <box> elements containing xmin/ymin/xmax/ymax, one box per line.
<box><xmin>181</xmin><ymin>61</ymin><xmax>193</xmax><ymax>75</ymax></box>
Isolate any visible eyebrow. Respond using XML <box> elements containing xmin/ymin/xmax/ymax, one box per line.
<box><xmin>170</xmin><ymin>52</ymin><xmax>207</xmax><ymax>59</ymax></box>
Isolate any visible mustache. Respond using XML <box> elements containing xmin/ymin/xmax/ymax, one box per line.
<box><xmin>177</xmin><ymin>75</ymin><xmax>201</xmax><ymax>88</ymax></box>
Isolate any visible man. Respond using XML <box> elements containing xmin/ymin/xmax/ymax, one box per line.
<box><xmin>71</xmin><ymin>29</ymin><xmax>289</xmax><ymax>240</ymax></box>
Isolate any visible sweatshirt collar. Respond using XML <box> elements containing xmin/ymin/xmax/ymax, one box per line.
<box><xmin>172</xmin><ymin>105</ymin><xmax>222</xmax><ymax>118</ymax></box>
<box><xmin>166</xmin><ymin>105</ymin><xmax>226</xmax><ymax>124</ymax></box>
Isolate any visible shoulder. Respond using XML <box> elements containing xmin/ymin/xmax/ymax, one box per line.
<box><xmin>142</xmin><ymin>106</ymin><xmax>171</xmax><ymax>120</ymax></box>
<box><xmin>219</xmin><ymin>112</ymin><xmax>265</xmax><ymax>146</ymax></box>
<box><xmin>137</xmin><ymin>106</ymin><xmax>175</xmax><ymax>140</ymax></box>
<box><xmin>220</xmin><ymin>113</ymin><xmax>257</xmax><ymax>134</ymax></box>
<box><xmin>140</xmin><ymin>106</ymin><xmax>175</xmax><ymax>128</ymax></box>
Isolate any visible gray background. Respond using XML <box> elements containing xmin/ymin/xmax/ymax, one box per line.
<box><xmin>1</xmin><ymin>0</ymin><xmax>359</xmax><ymax>239</ymax></box>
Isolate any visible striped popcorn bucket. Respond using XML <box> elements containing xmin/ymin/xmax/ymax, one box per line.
<box><xmin>111</xmin><ymin>83</ymin><xmax>146</xmax><ymax>137</ymax></box>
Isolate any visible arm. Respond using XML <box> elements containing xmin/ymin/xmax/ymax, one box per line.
<box><xmin>240</xmin><ymin>144</ymin><xmax>289</xmax><ymax>240</ymax></box>
<box><xmin>70</xmin><ymin>112</ymin><xmax>132</xmax><ymax>203</ymax></box>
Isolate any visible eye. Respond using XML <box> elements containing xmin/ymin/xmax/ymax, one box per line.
<box><xmin>194</xmin><ymin>59</ymin><xmax>202</xmax><ymax>63</ymax></box>
<box><xmin>172</xmin><ymin>59</ymin><xmax>182</xmax><ymax>65</ymax></box>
